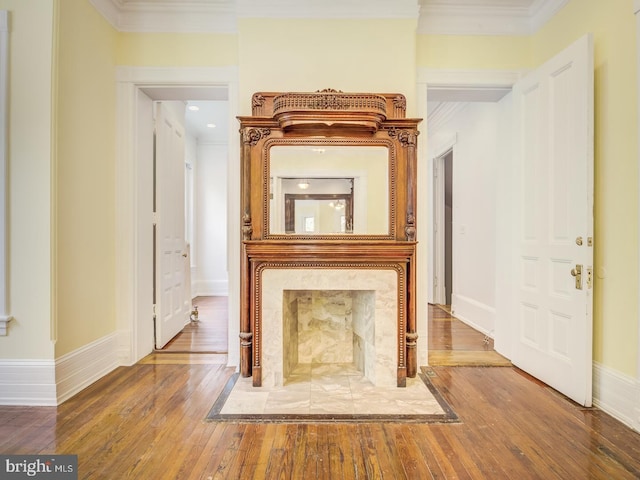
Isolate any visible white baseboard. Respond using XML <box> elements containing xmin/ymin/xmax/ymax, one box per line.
<box><xmin>55</xmin><ymin>333</ymin><xmax>120</xmax><ymax>404</ymax></box>
<box><xmin>193</xmin><ymin>279</ymin><xmax>228</xmax><ymax>297</ymax></box>
<box><xmin>0</xmin><ymin>359</ymin><xmax>57</xmax><ymax>406</ymax></box>
<box><xmin>593</xmin><ymin>361</ymin><xmax>640</xmax><ymax>433</ymax></box>
<box><xmin>451</xmin><ymin>294</ymin><xmax>495</xmax><ymax>337</ymax></box>
<box><xmin>0</xmin><ymin>333</ymin><xmax>120</xmax><ymax>406</ymax></box>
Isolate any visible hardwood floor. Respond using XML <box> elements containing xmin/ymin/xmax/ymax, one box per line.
<box><xmin>160</xmin><ymin>296</ymin><xmax>228</xmax><ymax>353</ymax></box>
<box><xmin>2</xmin><ymin>361</ymin><xmax>640</xmax><ymax>478</ymax></box>
<box><xmin>428</xmin><ymin>304</ymin><xmax>512</xmax><ymax>366</ymax></box>
<box><xmin>2</xmin><ymin>302</ymin><xmax>639</xmax><ymax>478</ymax></box>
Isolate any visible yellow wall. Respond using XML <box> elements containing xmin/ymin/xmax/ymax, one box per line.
<box><xmin>417</xmin><ymin>34</ymin><xmax>532</xmax><ymax>70</ymax></box>
<box><xmin>117</xmin><ymin>33</ymin><xmax>238</xmax><ymax>66</ymax></box>
<box><xmin>238</xmin><ymin>18</ymin><xmax>418</xmax><ymax>115</ymax></box>
<box><xmin>0</xmin><ymin>0</ymin><xmax>55</xmax><ymax>358</ymax></box>
<box><xmin>54</xmin><ymin>0</ymin><xmax>118</xmax><ymax>356</ymax></box>
<box><xmin>531</xmin><ymin>0</ymin><xmax>639</xmax><ymax>376</ymax></box>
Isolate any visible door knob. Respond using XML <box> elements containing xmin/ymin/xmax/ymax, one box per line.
<box><xmin>182</xmin><ymin>252</ymin><xmax>188</xmax><ymax>258</ymax></box>
<box><xmin>571</xmin><ymin>264</ymin><xmax>583</xmax><ymax>290</ymax></box>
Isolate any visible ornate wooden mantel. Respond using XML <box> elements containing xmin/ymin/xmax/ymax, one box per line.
<box><xmin>238</xmin><ymin>90</ymin><xmax>421</xmax><ymax>387</ymax></box>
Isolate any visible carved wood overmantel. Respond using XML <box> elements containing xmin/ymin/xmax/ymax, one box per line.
<box><xmin>238</xmin><ymin>90</ymin><xmax>421</xmax><ymax>387</ymax></box>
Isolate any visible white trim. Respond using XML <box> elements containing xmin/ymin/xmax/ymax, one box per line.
<box><xmin>116</xmin><ymin>66</ymin><xmax>240</xmax><ymax>368</ymax></box>
<box><xmin>416</xmin><ymin>80</ymin><xmax>429</xmax><ymax>367</ymax></box>
<box><xmin>0</xmin><ymin>360</ymin><xmax>57</xmax><ymax>406</ymax></box>
<box><xmin>593</xmin><ymin>362</ymin><xmax>640</xmax><ymax>433</ymax></box>
<box><xmin>55</xmin><ymin>333</ymin><xmax>119</xmax><ymax>404</ymax></box>
<box><xmin>116</xmin><ymin>66</ymin><xmax>239</xmax><ymax>85</ymax></box>
<box><xmin>418</xmin><ymin>69</ymin><xmax>524</xmax><ymax>89</ymax></box>
<box><xmin>89</xmin><ymin>0</ymin><xmax>566</xmax><ymax>35</ymax></box>
<box><xmin>450</xmin><ymin>294</ymin><xmax>496</xmax><ymax>337</ymax></box>
<box><xmin>0</xmin><ymin>315</ymin><xmax>10</xmax><ymax>335</ymax></box>
<box><xmin>89</xmin><ymin>0</ymin><xmax>237</xmax><ymax>33</ymax></box>
<box><xmin>237</xmin><ymin>0</ymin><xmax>419</xmax><ymax>19</ymax></box>
<box><xmin>417</xmin><ymin>0</ymin><xmax>568</xmax><ymax>36</ymax></box>
<box><xmin>0</xmin><ymin>11</ymin><xmax>11</xmax><ymax>336</ymax></box>
<box><xmin>431</xmin><ymin>132</ymin><xmax>458</xmax><ymax>161</ymax></box>
<box><xmin>431</xmin><ymin>135</ymin><xmax>457</xmax><ymax>305</ymax></box>
<box><xmin>634</xmin><ymin>0</ymin><xmax>640</xmax><ymax>15</ymax></box>
<box><xmin>529</xmin><ymin>0</ymin><xmax>569</xmax><ymax>33</ymax></box>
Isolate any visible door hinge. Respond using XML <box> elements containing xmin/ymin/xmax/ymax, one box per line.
<box><xmin>152</xmin><ymin>304</ymin><xmax>157</xmax><ymax>318</ymax></box>
<box><xmin>152</xmin><ymin>212</ymin><xmax>158</xmax><ymax>225</ymax></box>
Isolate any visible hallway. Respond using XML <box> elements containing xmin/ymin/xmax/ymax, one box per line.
<box><xmin>428</xmin><ymin>304</ymin><xmax>511</xmax><ymax>366</ymax></box>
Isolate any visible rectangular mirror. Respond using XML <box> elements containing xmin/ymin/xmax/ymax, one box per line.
<box><xmin>268</xmin><ymin>145</ymin><xmax>390</xmax><ymax>236</ymax></box>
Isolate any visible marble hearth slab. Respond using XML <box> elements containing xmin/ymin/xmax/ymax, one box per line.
<box><xmin>206</xmin><ymin>366</ymin><xmax>458</xmax><ymax>424</ymax></box>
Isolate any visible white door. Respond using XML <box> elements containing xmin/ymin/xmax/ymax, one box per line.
<box><xmin>155</xmin><ymin>102</ymin><xmax>191</xmax><ymax>348</ymax></box>
<box><xmin>511</xmin><ymin>34</ymin><xmax>594</xmax><ymax>406</ymax></box>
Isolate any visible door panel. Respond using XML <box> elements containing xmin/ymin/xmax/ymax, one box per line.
<box><xmin>511</xmin><ymin>34</ymin><xmax>594</xmax><ymax>406</ymax></box>
<box><xmin>155</xmin><ymin>102</ymin><xmax>190</xmax><ymax>349</ymax></box>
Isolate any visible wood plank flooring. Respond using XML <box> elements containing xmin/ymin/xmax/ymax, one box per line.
<box><xmin>2</xmin><ymin>362</ymin><xmax>640</xmax><ymax>478</ymax></box>
<box><xmin>428</xmin><ymin>304</ymin><xmax>511</xmax><ymax>366</ymax></box>
<box><xmin>2</xmin><ymin>300</ymin><xmax>639</xmax><ymax>478</ymax></box>
<box><xmin>160</xmin><ymin>296</ymin><xmax>228</xmax><ymax>353</ymax></box>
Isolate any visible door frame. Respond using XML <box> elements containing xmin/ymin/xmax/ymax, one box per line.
<box><xmin>431</xmin><ymin>139</ymin><xmax>456</xmax><ymax>306</ymax></box>
<box><xmin>417</xmin><ymin>68</ymin><xmax>522</xmax><ymax>360</ymax></box>
<box><xmin>115</xmin><ymin>66</ymin><xmax>240</xmax><ymax>366</ymax></box>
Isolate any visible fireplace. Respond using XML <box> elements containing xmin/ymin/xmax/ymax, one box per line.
<box><xmin>260</xmin><ymin>269</ymin><xmax>398</xmax><ymax>388</ymax></box>
<box><xmin>238</xmin><ymin>90</ymin><xmax>421</xmax><ymax>388</ymax></box>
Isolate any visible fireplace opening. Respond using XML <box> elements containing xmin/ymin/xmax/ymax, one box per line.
<box><xmin>283</xmin><ymin>290</ymin><xmax>376</xmax><ymax>385</ymax></box>
<box><xmin>260</xmin><ymin>268</ymin><xmax>398</xmax><ymax>388</ymax></box>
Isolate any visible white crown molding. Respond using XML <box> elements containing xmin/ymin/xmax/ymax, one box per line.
<box><xmin>237</xmin><ymin>0</ymin><xmax>420</xmax><ymax>19</ymax></box>
<box><xmin>529</xmin><ymin>0</ymin><xmax>569</xmax><ymax>32</ymax></box>
<box><xmin>89</xmin><ymin>0</ymin><xmax>567</xmax><ymax>35</ymax></box>
<box><xmin>635</xmin><ymin>0</ymin><xmax>640</xmax><ymax>15</ymax></box>
<box><xmin>89</xmin><ymin>0</ymin><xmax>238</xmax><ymax>33</ymax></box>
<box><xmin>418</xmin><ymin>0</ymin><xmax>569</xmax><ymax>36</ymax></box>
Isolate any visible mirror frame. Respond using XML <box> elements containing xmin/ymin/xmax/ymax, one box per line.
<box><xmin>264</xmin><ymin>139</ymin><xmax>395</xmax><ymax>240</ymax></box>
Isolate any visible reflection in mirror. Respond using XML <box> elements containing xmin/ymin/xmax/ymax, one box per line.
<box><xmin>284</xmin><ymin>179</ymin><xmax>353</xmax><ymax>233</ymax></box>
<box><xmin>269</xmin><ymin>145</ymin><xmax>389</xmax><ymax>235</ymax></box>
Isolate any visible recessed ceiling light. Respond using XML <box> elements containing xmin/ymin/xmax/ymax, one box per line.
<box><xmin>207</xmin><ymin>123</ymin><xmax>216</xmax><ymax>128</ymax></box>
<box><xmin>188</xmin><ymin>105</ymin><xmax>199</xmax><ymax>111</ymax></box>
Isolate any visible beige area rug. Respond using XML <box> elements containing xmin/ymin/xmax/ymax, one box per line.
<box><xmin>206</xmin><ymin>365</ymin><xmax>458</xmax><ymax>424</ymax></box>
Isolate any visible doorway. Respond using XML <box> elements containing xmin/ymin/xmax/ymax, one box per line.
<box><xmin>433</xmin><ymin>148</ymin><xmax>454</xmax><ymax>307</ymax></box>
<box><xmin>147</xmin><ymin>94</ymin><xmax>231</xmax><ymax>355</ymax></box>
<box><xmin>114</xmin><ymin>67</ymin><xmax>240</xmax><ymax>367</ymax></box>
<box><xmin>424</xmin><ymin>82</ymin><xmax>513</xmax><ymax>367</ymax></box>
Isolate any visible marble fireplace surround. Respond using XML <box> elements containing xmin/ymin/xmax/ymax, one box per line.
<box><xmin>257</xmin><ymin>267</ymin><xmax>402</xmax><ymax>389</ymax></box>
